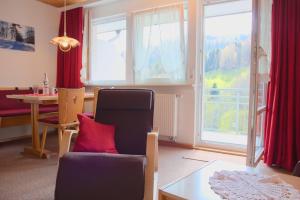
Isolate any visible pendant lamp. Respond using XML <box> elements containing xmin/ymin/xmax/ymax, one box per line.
<box><xmin>50</xmin><ymin>0</ymin><xmax>80</xmax><ymax>52</ymax></box>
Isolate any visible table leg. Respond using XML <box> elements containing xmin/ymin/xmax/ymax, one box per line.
<box><xmin>23</xmin><ymin>103</ymin><xmax>50</xmax><ymax>159</ymax></box>
<box><xmin>31</xmin><ymin>103</ymin><xmax>40</xmax><ymax>149</ymax></box>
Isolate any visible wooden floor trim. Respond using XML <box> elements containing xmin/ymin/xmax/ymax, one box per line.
<box><xmin>158</xmin><ymin>140</ymin><xmax>194</xmax><ymax>149</ymax></box>
<box><xmin>0</xmin><ymin>135</ymin><xmax>32</xmax><ymax>144</ymax></box>
<box><xmin>0</xmin><ymin>130</ymin><xmax>57</xmax><ymax>144</ymax></box>
<box><xmin>194</xmin><ymin>146</ymin><xmax>246</xmax><ymax>157</ymax></box>
<box><xmin>159</xmin><ymin>140</ymin><xmax>246</xmax><ymax>157</ymax></box>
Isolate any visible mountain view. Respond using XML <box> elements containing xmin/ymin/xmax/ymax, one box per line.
<box><xmin>202</xmin><ymin>29</ymin><xmax>251</xmax><ymax>137</ymax></box>
<box><xmin>204</xmin><ymin>34</ymin><xmax>251</xmax><ymax>89</ymax></box>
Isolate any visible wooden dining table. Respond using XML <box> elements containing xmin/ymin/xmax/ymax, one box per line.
<box><xmin>6</xmin><ymin>93</ymin><xmax>94</xmax><ymax>158</ymax></box>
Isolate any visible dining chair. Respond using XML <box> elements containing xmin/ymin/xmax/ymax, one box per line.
<box><xmin>39</xmin><ymin>88</ymin><xmax>85</xmax><ymax>157</ymax></box>
<box><xmin>83</xmin><ymin>87</ymin><xmax>100</xmax><ymax>119</ymax></box>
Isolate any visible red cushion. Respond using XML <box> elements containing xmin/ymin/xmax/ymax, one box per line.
<box><xmin>0</xmin><ymin>105</ymin><xmax>58</xmax><ymax>117</ymax></box>
<box><xmin>73</xmin><ymin>114</ymin><xmax>118</xmax><ymax>153</ymax></box>
<box><xmin>0</xmin><ymin>88</ymin><xmax>57</xmax><ymax>117</ymax></box>
<box><xmin>0</xmin><ymin>108</ymin><xmax>31</xmax><ymax>117</ymax></box>
<box><xmin>0</xmin><ymin>90</ymin><xmax>32</xmax><ymax>110</ymax></box>
<box><xmin>38</xmin><ymin>116</ymin><xmax>59</xmax><ymax>124</ymax></box>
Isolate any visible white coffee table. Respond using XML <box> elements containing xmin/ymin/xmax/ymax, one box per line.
<box><xmin>159</xmin><ymin>160</ymin><xmax>300</xmax><ymax>200</ymax></box>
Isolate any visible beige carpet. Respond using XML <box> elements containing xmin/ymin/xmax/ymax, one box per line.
<box><xmin>0</xmin><ymin>136</ymin><xmax>58</xmax><ymax>200</ymax></box>
<box><xmin>0</xmin><ymin>135</ymin><xmax>211</xmax><ymax>200</ymax></box>
<box><xmin>1</xmin><ymin>135</ymin><xmax>297</xmax><ymax>200</ymax></box>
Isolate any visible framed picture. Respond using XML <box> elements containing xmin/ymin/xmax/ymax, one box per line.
<box><xmin>0</xmin><ymin>20</ymin><xmax>35</xmax><ymax>52</ymax></box>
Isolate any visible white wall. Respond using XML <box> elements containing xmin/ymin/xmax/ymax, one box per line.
<box><xmin>0</xmin><ymin>0</ymin><xmax>199</xmax><ymax>145</ymax></box>
<box><xmin>0</xmin><ymin>0</ymin><xmax>60</xmax><ymax>87</ymax></box>
<box><xmin>0</xmin><ymin>0</ymin><xmax>60</xmax><ymax>141</ymax></box>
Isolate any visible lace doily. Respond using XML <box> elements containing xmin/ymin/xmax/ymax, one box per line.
<box><xmin>209</xmin><ymin>170</ymin><xmax>300</xmax><ymax>200</ymax></box>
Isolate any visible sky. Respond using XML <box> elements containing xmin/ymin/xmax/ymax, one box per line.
<box><xmin>205</xmin><ymin>12</ymin><xmax>252</xmax><ymax>37</ymax></box>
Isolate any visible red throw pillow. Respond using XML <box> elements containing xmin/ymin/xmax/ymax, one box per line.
<box><xmin>73</xmin><ymin>114</ymin><xmax>118</xmax><ymax>153</ymax></box>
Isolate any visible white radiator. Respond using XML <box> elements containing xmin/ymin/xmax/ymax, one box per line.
<box><xmin>154</xmin><ymin>94</ymin><xmax>179</xmax><ymax>141</ymax></box>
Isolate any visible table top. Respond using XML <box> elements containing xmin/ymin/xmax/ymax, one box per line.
<box><xmin>6</xmin><ymin>92</ymin><xmax>94</xmax><ymax>103</ymax></box>
<box><xmin>159</xmin><ymin>160</ymin><xmax>300</xmax><ymax>200</ymax></box>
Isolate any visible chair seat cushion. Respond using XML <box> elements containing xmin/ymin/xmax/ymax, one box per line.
<box><xmin>0</xmin><ymin>108</ymin><xmax>31</xmax><ymax>117</ymax></box>
<box><xmin>38</xmin><ymin>116</ymin><xmax>59</xmax><ymax>124</ymax></box>
<box><xmin>73</xmin><ymin>114</ymin><xmax>118</xmax><ymax>153</ymax></box>
<box><xmin>40</xmin><ymin>105</ymin><xmax>58</xmax><ymax>113</ymax></box>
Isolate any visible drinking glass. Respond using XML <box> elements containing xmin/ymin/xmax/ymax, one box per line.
<box><xmin>50</xmin><ymin>87</ymin><xmax>57</xmax><ymax>95</ymax></box>
<box><xmin>32</xmin><ymin>85</ymin><xmax>39</xmax><ymax>95</ymax></box>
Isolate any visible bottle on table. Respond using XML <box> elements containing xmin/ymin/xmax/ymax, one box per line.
<box><xmin>43</xmin><ymin>73</ymin><xmax>49</xmax><ymax>95</ymax></box>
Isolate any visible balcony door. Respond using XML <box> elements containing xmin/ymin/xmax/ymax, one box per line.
<box><xmin>198</xmin><ymin>0</ymin><xmax>253</xmax><ymax>150</ymax></box>
<box><xmin>247</xmin><ymin>0</ymin><xmax>272</xmax><ymax>166</ymax></box>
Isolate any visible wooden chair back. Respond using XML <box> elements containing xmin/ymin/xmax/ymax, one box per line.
<box><xmin>58</xmin><ymin>88</ymin><xmax>85</xmax><ymax>124</ymax></box>
<box><xmin>93</xmin><ymin>87</ymin><xmax>100</xmax><ymax>116</ymax></box>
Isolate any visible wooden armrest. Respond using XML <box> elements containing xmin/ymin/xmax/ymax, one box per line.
<box><xmin>144</xmin><ymin>130</ymin><xmax>159</xmax><ymax>200</ymax></box>
<box><xmin>148</xmin><ymin>131</ymin><xmax>159</xmax><ymax>171</ymax></box>
<box><xmin>59</xmin><ymin>130</ymin><xmax>79</xmax><ymax>158</ymax></box>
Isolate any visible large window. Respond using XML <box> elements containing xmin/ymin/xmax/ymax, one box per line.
<box><xmin>90</xmin><ymin>16</ymin><xmax>127</xmax><ymax>83</ymax></box>
<box><xmin>133</xmin><ymin>5</ymin><xmax>186</xmax><ymax>83</ymax></box>
<box><xmin>89</xmin><ymin>3</ymin><xmax>188</xmax><ymax>85</ymax></box>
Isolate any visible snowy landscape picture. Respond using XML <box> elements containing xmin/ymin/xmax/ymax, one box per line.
<box><xmin>0</xmin><ymin>20</ymin><xmax>35</xmax><ymax>52</ymax></box>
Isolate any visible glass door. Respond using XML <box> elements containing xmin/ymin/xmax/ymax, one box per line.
<box><xmin>199</xmin><ymin>0</ymin><xmax>253</xmax><ymax>150</ymax></box>
<box><xmin>247</xmin><ymin>0</ymin><xmax>272</xmax><ymax>166</ymax></box>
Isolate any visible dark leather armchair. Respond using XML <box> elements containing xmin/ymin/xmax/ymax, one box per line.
<box><xmin>55</xmin><ymin>89</ymin><xmax>158</xmax><ymax>200</ymax></box>
<box><xmin>293</xmin><ymin>161</ymin><xmax>300</xmax><ymax>177</ymax></box>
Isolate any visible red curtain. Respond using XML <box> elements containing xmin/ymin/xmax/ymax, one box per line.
<box><xmin>56</xmin><ymin>7</ymin><xmax>83</xmax><ymax>88</ymax></box>
<box><xmin>264</xmin><ymin>0</ymin><xmax>300</xmax><ymax>171</ymax></box>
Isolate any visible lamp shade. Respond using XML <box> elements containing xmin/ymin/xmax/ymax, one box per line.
<box><xmin>50</xmin><ymin>35</ymin><xmax>80</xmax><ymax>52</ymax></box>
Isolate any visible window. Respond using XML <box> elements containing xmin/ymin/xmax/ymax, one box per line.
<box><xmin>133</xmin><ymin>5</ymin><xmax>186</xmax><ymax>83</ymax></box>
<box><xmin>90</xmin><ymin>16</ymin><xmax>127</xmax><ymax>83</ymax></box>
<box><xmin>88</xmin><ymin>3</ymin><xmax>188</xmax><ymax>85</ymax></box>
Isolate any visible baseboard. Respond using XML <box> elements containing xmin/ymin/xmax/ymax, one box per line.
<box><xmin>158</xmin><ymin>140</ymin><xmax>194</xmax><ymax>149</ymax></box>
<box><xmin>158</xmin><ymin>140</ymin><xmax>246</xmax><ymax>157</ymax></box>
<box><xmin>193</xmin><ymin>146</ymin><xmax>246</xmax><ymax>157</ymax></box>
<box><xmin>0</xmin><ymin>130</ymin><xmax>57</xmax><ymax>144</ymax></box>
<box><xmin>0</xmin><ymin>134</ymin><xmax>32</xmax><ymax>144</ymax></box>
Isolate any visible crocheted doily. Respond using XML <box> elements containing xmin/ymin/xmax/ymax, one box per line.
<box><xmin>209</xmin><ymin>170</ymin><xmax>300</xmax><ymax>200</ymax></box>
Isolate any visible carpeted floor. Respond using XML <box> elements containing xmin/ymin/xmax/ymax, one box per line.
<box><xmin>5</xmin><ymin>134</ymin><xmax>299</xmax><ymax>200</ymax></box>
<box><xmin>2</xmin><ymin>134</ymin><xmax>298</xmax><ymax>200</ymax></box>
<box><xmin>0</xmin><ymin>135</ymin><xmax>59</xmax><ymax>200</ymax></box>
<box><xmin>0</xmin><ymin>134</ymin><xmax>216</xmax><ymax>200</ymax></box>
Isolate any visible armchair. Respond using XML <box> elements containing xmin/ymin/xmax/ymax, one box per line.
<box><xmin>55</xmin><ymin>89</ymin><xmax>158</xmax><ymax>200</ymax></box>
<box><xmin>293</xmin><ymin>161</ymin><xmax>300</xmax><ymax>177</ymax></box>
